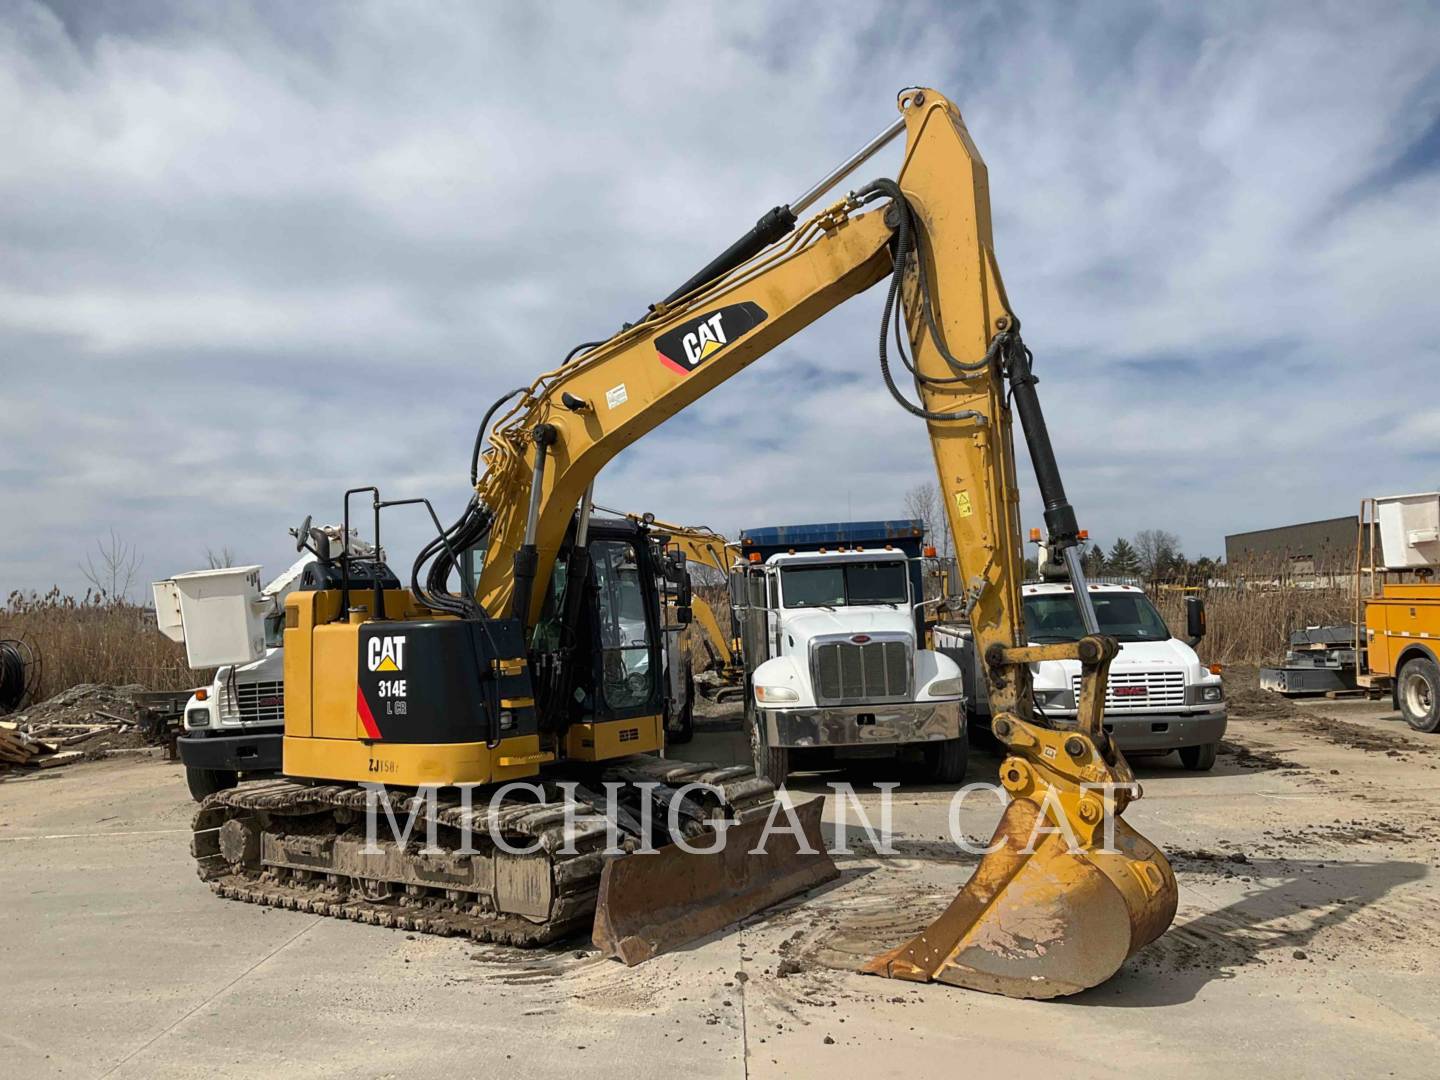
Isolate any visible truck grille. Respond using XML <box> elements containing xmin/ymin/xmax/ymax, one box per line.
<box><xmin>223</xmin><ymin>680</ymin><xmax>285</xmax><ymax>725</ymax></box>
<box><xmin>1070</xmin><ymin>669</ymin><xmax>1185</xmax><ymax>711</ymax></box>
<box><xmin>812</xmin><ymin>638</ymin><xmax>911</xmax><ymax>706</ymax></box>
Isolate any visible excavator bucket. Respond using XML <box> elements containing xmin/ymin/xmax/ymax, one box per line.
<box><xmin>593</xmin><ymin>796</ymin><xmax>838</xmax><ymax>965</ymax></box>
<box><xmin>864</xmin><ymin>797</ymin><xmax>1177</xmax><ymax>999</ymax></box>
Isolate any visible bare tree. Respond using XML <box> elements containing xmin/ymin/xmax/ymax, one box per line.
<box><xmin>79</xmin><ymin>529</ymin><xmax>143</xmax><ymax>602</ymax></box>
<box><xmin>903</xmin><ymin>481</ymin><xmax>951</xmax><ymax>556</ymax></box>
<box><xmin>1133</xmin><ymin>528</ymin><xmax>1183</xmax><ymax>581</ymax></box>
<box><xmin>205</xmin><ymin>546</ymin><xmax>237</xmax><ymax>569</ymax></box>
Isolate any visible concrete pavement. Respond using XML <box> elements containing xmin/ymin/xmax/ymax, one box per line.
<box><xmin>2</xmin><ymin>689</ymin><xmax>1437</xmax><ymax>1078</ymax></box>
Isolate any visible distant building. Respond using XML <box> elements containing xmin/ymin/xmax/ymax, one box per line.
<box><xmin>1225</xmin><ymin>515</ymin><xmax>1379</xmax><ymax>583</ymax></box>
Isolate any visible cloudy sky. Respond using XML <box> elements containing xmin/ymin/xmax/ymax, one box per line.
<box><xmin>2</xmin><ymin>0</ymin><xmax>1438</xmax><ymax>597</ymax></box>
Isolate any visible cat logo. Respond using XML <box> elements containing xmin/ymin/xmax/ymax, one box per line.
<box><xmin>655</xmin><ymin>301</ymin><xmax>768</xmax><ymax>375</ymax></box>
<box><xmin>367</xmin><ymin>635</ymin><xmax>406</xmax><ymax>673</ymax></box>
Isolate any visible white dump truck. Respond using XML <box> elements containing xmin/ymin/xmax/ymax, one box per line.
<box><xmin>153</xmin><ymin>524</ymin><xmax>381</xmax><ymax>800</ymax></box>
<box><xmin>731</xmin><ymin>520</ymin><xmax>966</xmax><ymax>784</ymax></box>
<box><xmin>936</xmin><ymin>579</ymin><xmax>1226</xmax><ymax>770</ymax></box>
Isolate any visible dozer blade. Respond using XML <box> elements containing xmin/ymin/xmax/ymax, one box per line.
<box><xmin>864</xmin><ymin>797</ymin><xmax>1177</xmax><ymax>999</ymax></box>
<box><xmin>593</xmin><ymin>796</ymin><xmax>838</xmax><ymax>965</ymax></box>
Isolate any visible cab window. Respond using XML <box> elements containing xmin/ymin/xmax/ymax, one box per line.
<box><xmin>591</xmin><ymin>539</ymin><xmax>654</xmax><ymax>710</ymax></box>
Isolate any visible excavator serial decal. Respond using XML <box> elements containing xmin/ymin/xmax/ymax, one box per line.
<box><xmin>655</xmin><ymin>301</ymin><xmax>768</xmax><ymax>375</ymax></box>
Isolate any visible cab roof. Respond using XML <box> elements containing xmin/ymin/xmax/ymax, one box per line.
<box><xmin>1021</xmin><ymin>581</ymin><xmax>1144</xmax><ymax>596</ymax></box>
<box><xmin>763</xmin><ymin>549</ymin><xmax>910</xmax><ymax>567</ymax></box>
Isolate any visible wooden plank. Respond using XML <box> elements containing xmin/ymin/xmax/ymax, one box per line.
<box><xmin>59</xmin><ymin>728</ymin><xmax>109</xmax><ymax>746</ymax></box>
<box><xmin>31</xmin><ymin>751</ymin><xmax>83</xmax><ymax>770</ymax></box>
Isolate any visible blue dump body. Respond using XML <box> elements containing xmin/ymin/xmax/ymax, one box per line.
<box><xmin>738</xmin><ymin>520</ymin><xmax>928</xmax><ymax>634</ymax></box>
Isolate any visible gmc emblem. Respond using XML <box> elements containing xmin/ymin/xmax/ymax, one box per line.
<box><xmin>1114</xmin><ymin>686</ymin><xmax>1147</xmax><ymax>697</ymax></box>
<box><xmin>851</xmin><ymin>635</ymin><xmax>872</xmax><ymax>644</ymax></box>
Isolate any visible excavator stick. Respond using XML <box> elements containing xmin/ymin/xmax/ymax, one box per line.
<box><xmin>593</xmin><ymin>796</ymin><xmax>838</xmax><ymax>965</ymax></box>
<box><xmin>864</xmin><ymin>797</ymin><xmax>1176</xmax><ymax>998</ymax></box>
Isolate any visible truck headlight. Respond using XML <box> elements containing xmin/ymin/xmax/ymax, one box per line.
<box><xmin>1034</xmin><ymin>688</ymin><xmax>1075</xmax><ymax>711</ymax></box>
<box><xmin>927</xmin><ymin>677</ymin><xmax>963</xmax><ymax>697</ymax></box>
<box><xmin>186</xmin><ymin>708</ymin><xmax>210</xmax><ymax>728</ymax></box>
<box><xmin>1187</xmin><ymin>684</ymin><xmax>1224</xmax><ymax>704</ymax></box>
<box><xmin>755</xmin><ymin>685</ymin><xmax>799</xmax><ymax>704</ymax></box>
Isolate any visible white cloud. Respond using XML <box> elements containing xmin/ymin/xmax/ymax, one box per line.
<box><xmin>1</xmin><ymin>0</ymin><xmax>1438</xmax><ymax>596</ymax></box>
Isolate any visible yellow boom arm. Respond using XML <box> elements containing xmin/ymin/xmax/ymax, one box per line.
<box><xmin>470</xmin><ymin>88</ymin><xmax>1176</xmax><ymax>998</ymax></box>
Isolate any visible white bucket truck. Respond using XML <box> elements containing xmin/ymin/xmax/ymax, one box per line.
<box><xmin>153</xmin><ymin>523</ymin><xmax>384</xmax><ymax>800</ymax></box>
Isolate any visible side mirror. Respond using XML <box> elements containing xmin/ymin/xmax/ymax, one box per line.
<box><xmin>676</xmin><ymin>604</ymin><xmax>693</xmax><ymax>626</ymax></box>
<box><xmin>1185</xmin><ymin>595</ymin><xmax>1206</xmax><ymax>646</ymax></box>
<box><xmin>665</xmin><ymin>548</ymin><xmax>687</xmax><ymax>583</ymax></box>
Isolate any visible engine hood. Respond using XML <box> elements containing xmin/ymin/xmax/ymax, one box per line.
<box><xmin>1031</xmin><ymin>635</ymin><xmax>1207</xmax><ymax>687</ymax></box>
<box><xmin>778</xmin><ymin>607</ymin><xmax>915</xmax><ymax>650</ymax></box>
<box><xmin>1109</xmin><ymin>637</ymin><xmax>1200</xmax><ymax>669</ymax></box>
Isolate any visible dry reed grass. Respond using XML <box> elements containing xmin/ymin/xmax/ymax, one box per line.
<box><xmin>2</xmin><ymin>588</ymin><xmax>199</xmax><ymax>704</ymax></box>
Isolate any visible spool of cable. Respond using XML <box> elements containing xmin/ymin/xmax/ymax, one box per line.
<box><xmin>0</xmin><ymin>639</ymin><xmax>39</xmax><ymax>714</ymax></box>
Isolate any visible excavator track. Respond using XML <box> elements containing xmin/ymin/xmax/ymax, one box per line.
<box><xmin>190</xmin><ymin>755</ymin><xmax>777</xmax><ymax>946</ymax></box>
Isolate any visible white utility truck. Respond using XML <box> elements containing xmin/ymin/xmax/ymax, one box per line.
<box><xmin>732</xmin><ymin>520</ymin><xmax>966</xmax><ymax>784</ymax></box>
<box><xmin>153</xmin><ymin>523</ymin><xmax>382</xmax><ymax>800</ymax></box>
<box><xmin>936</xmin><ymin>577</ymin><xmax>1225</xmax><ymax>770</ymax></box>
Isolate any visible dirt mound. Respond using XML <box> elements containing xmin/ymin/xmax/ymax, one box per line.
<box><xmin>1223</xmin><ymin>665</ymin><xmax>1299</xmax><ymax>721</ymax></box>
<box><xmin>12</xmin><ymin>682</ymin><xmax>148</xmax><ymax>726</ymax></box>
<box><xmin>1281</xmin><ymin>713</ymin><xmax>1430</xmax><ymax>756</ymax></box>
<box><xmin>6</xmin><ymin>684</ymin><xmax>157</xmax><ymax>753</ymax></box>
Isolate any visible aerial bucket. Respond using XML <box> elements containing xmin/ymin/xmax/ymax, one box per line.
<box><xmin>593</xmin><ymin>796</ymin><xmax>838</xmax><ymax>965</ymax></box>
<box><xmin>864</xmin><ymin>796</ymin><xmax>1177</xmax><ymax>999</ymax></box>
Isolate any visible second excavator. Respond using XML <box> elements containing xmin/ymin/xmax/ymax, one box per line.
<box><xmin>192</xmin><ymin>87</ymin><xmax>1178</xmax><ymax>999</ymax></box>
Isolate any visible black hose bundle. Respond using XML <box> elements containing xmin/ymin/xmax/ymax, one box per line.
<box><xmin>409</xmin><ymin>496</ymin><xmax>495</xmax><ymax>619</ymax></box>
<box><xmin>0</xmin><ymin>638</ymin><xmax>39</xmax><ymax>714</ymax></box>
<box><xmin>854</xmin><ymin>178</ymin><xmax>1014</xmax><ymax>420</ymax></box>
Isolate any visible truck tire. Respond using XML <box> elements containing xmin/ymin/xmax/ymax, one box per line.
<box><xmin>1398</xmin><ymin>655</ymin><xmax>1440</xmax><ymax>733</ymax></box>
<box><xmin>1178</xmin><ymin>742</ymin><xmax>1217</xmax><ymax>771</ymax></box>
<box><xmin>186</xmin><ymin>766</ymin><xmax>238</xmax><ymax>802</ymax></box>
<box><xmin>749</xmin><ymin>719</ymin><xmax>789</xmax><ymax>785</ymax></box>
<box><xmin>923</xmin><ymin>738</ymin><xmax>968</xmax><ymax>784</ymax></box>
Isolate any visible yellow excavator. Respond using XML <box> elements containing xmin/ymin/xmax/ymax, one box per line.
<box><xmin>191</xmin><ymin>87</ymin><xmax>1177</xmax><ymax>998</ymax></box>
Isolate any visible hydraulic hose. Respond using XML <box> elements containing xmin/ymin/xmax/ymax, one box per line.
<box><xmin>854</xmin><ymin>178</ymin><xmax>985</xmax><ymax>423</ymax></box>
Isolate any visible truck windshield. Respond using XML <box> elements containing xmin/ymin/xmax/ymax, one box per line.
<box><xmin>1024</xmin><ymin>591</ymin><xmax>1172</xmax><ymax>643</ymax></box>
<box><xmin>780</xmin><ymin>561</ymin><xmax>908</xmax><ymax>608</ymax></box>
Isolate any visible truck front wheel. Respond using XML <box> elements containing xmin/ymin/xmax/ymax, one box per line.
<box><xmin>186</xmin><ymin>766</ymin><xmax>238</xmax><ymax>802</ymax></box>
<box><xmin>1178</xmin><ymin>743</ymin><xmax>1218</xmax><ymax>771</ymax></box>
<box><xmin>923</xmin><ymin>738</ymin><xmax>968</xmax><ymax>784</ymax></box>
<box><xmin>749</xmin><ymin>720</ymin><xmax>789</xmax><ymax>785</ymax></box>
<box><xmin>1398</xmin><ymin>655</ymin><xmax>1440</xmax><ymax>733</ymax></box>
